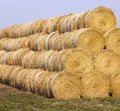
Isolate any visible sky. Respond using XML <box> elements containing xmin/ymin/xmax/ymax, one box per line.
<box><xmin>0</xmin><ymin>0</ymin><xmax>120</xmax><ymax>29</ymax></box>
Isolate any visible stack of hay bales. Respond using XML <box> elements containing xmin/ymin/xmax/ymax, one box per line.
<box><xmin>0</xmin><ymin>6</ymin><xmax>119</xmax><ymax>99</ymax></box>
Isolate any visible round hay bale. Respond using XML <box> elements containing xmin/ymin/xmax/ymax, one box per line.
<box><xmin>12</xmin><ymin>24</ymin><xmax>22</xmax><ymax>38</ymax></box>
<box><xmin>67</xmin><ymin>14</ymin><xmax>78</xmax><ymax>31</ymax></box>
<box><xmin>0</xmin><ymin>65</ymin><xmax>10</xmax><ymax>82</ymax></box>
<box><xmin>8</xmin><ymin>39</ymin><xmax>16</xmax><ymax>50</ymax></box>
<box><xmin>27</xmin><ymin>33</ymin><xmax>40</xmax><ymax>51</ymax></box>
<box><xmin>52</xmin><ymin>16</ymin><xmax>63</xmax><ymax>33</ymax></box>
<box><xmin>22</xmin><ymin>51</ymin><xmax>36</xmax><ymax>68</ymax></box>
<box><xmin>0</xmin><ymin>27</ymin><xmax>9</xmax><ymax>38</ymax></box>
<box><xmin>59</xmin><ymin>14</ymin><xmax>73</xmax><ymax>33</ymax></box>
<box><xmin>15</xmin><ymin>68</ymin><xmax>27</xmax><ymax>89</ymax></box>
<box><xmin>42</xmin><ymin>50</ymin><xmax>55</xmax><ymax>70</ymax></box>
<box><xmin>6</xmin><ymin>51</ymin><xmax>15</xmax><ymax>65</ymax></box>
<box><xmin>73</xmin><ymin>28</ymin><xmax>105</xmax><ymax>54</ymax></box>
<box><xmin>37</xmin><ymin>71</ymin><xmax>50</xmax><ymax>96</ymax></box>
<box><xmin>24</xmin><ymin>69</ymin><xmax>34</xmax><ymax>92</ymax></box>
<box><xmin>22</xmin><ymin>22</ymin><xmax>33</xmax><ymax>36</ymax></box>
<box><xmin>6</xmin><ymin>25</ymin><xmax>13</xmax><ymax>37</ymax></box>
<box><xmin>105</xmin><ymin>28</ymin><xmax>120</xmax><ymax>56</ymax></box>
<box><xmin>16</xmin><ymin>48</ymin><xmax>30</xmax><ymax>66</ymax></box>
<box><xmin>35</xmin><ymin>52</ymin><xmax>45</xmax><ymax>68</ymax></box>
<box><xmin>15</xmin><ymin>37</ymin><xmax>26</xmax><ymax>49</ymax></box>
<box><xmin>28</xmin><ymin>69</ymin><xmax>42</xmax><ymax>93</ymax></box>
<box><xmin>3</xmin><ymin>39</ymin><xmax>15</xmax><ymax>51</ymax></box>
<box><xmin>1</xmin><ymin>65</ymin><xmax>14</xmax><ymax>83</ymax></box>
<box><xmin>47</xmin><ymin>51</ymin><xmax>59</xmax><ymax>71</ymax></box>
<box><xmin>18</xmin><ymin>36</ymin><xmax>31</xmax><ymax>49</ymax></box>
<box><xmin>12</xmin><ymin>25</ymin><xmax>23</xmax><ymax>38</ymax></box>
<box><xmin>33</xmin><ymin>70</ymin><xmax>45</xmax><ymax>94</ymax></box>
<box><xmin>35</xmin><ymin>71</ymin><xmax>46</xmax><ymax>94</ymax></box>
<box><xmin>49</xmin><ymin>71</ymin><xmax>81</xmax><ymax>99</ymax></box>
<box><xmin>36</xmin><ymin>34</ymin><xmax>48</xmax><ymax>51</ymax></box>
<box><xmin>61</xmin><ymin>14</ymin><xmax>74</xmax><ymax>33</ymax></box>
<box><xmin>77</xmin><ymin>11</ymin><xmax>89</xmax><ymax>28</ymax></box>
<box><xmin>81</xmin><ymin>71</ymin><xmax>110</xmax><ymax>98</ymax></box>
<box><xmin>21</xmin><ymin>69</ymin><xmax>32</xmax><ymax>91</ymax></box>
<box><xmin>85</xmin><ymin>6</ymin><xmax>116</xmax><ymax>33</ymax></box>
<box><xmin>111</xmin><ymin>73</ymin><xmax>120</xmax><ymax>97</ymax></box>
<box><xmin>36</xmin><ymin>71</ymin><xmax>48</xmax><ymax>96</ymax></box>
<box><xmin>53</xmin><ymin>50</ymin><xmax>67</xmax><ymax>71</ymax></box>
<box><xmin>60</xmin><ymin>32</ymin><xmax>73</xmax><ymax>50</ymax></box>
<box><xmin>33</xmin><ymin>19</ymin><xmax>43</xmax><ymax>33</ymax></box>
<box><xmin>41</xmin><ymin>18</ymin><xmax>49</xmax><ymax>34</ymax></box>
<box><xmin>64</xmin><ymin>48</ymin><xmax>93</xmax><ymax>74</ymax></box>
<box><xmin>45</xmin><ymin>31</ymin><xmax>59</xmax><ymax>50</ymax></box>
<box><xmin>1</xmin><ymin>51</ymin><xmax>12</xmax><ymax>65</ymax></box>
<box><xmin>0</xmin><ymin>50</ymin><xmax>6</xmax><ymax>57</ymax></box>
<box><xmin>94</xmin><ymin>49</ymin><xmax>120</xmax><ymax>77</ymax></box>
<box><xmin>0</xmin><ymin>52</ymin><xmax>7</xmax><ymax>64</ymax></box>
<box><xmin>8</xmin><ymin>66</ymin><xmax>23</xmax><ymax>87</ymax></box>
<box><xmin>46</xmin><ymin>16</ymin><xmax>60</xmax><ymax>34</ymax></box>
<box><xmin>43</xmin><ymin>72</ymin><xmax>55</xmax><ymax>97</ymax></box>
<box><xmin>9</xmin><ymin>24</ymin><xmax>20</xmax><ymax>38</ymax></box>
<box><xmin>0</xmin><ymin>38</ymin><xmax>8</xmax><ymax>50</ymax></box>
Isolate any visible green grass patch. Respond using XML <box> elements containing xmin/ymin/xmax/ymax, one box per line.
<box><xmin>0</xmin><ymin>84</ymin><xmax>120</xmax><ymax>111</ymax></box>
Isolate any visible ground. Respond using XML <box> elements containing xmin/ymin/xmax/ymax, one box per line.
<box><xmin>0</xmin><ymin>83</ymin><xmax>120</xmax><ymax>111</ymax></box>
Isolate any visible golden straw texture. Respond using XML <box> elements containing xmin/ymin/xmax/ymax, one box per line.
<box><xmin>111</xmin><ymin>73</ymin><xmax>120</xmax><ymax>97</ymax></box>
<box><xmin>105</xmin><ymin>28</ymin><xmax>120</xmax><ymax>56</ymax></box>
<box><xmin>85</xmin><ymin>6</ymin><xmax>116</xmax><ymax>33</ymax></box>
<box><xmin>81</xmin><ymin>71</ymin><xmax>110</xmax><ymax>98</ymax></box>
<box><xmin>94</xmin><ymin>50</ymin><xmax>120</xmax><ymax>77</ymax></box>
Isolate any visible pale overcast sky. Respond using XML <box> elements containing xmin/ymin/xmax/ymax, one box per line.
<box><xmin>0</xmin><ymin>0</ymin><xmax>120</xmax><ymax>28</ymax></box>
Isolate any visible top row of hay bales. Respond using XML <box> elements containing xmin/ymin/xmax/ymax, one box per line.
<box><xmin>0</xmin><ymin>6</ymin><xmax>116</xmax><ymax>38</ymax></box>
<box><xmin>1</xmin><ymin>28</ymin><xmax>120</xmax><ymax>57</ymax></box>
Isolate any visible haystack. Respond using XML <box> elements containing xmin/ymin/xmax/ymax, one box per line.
<box><xmin>111</xmin><ymin>73</ymin><xmax>120</xmax><ymax>96</ymax></box>
<box><xmin>105</xmin><ymin>28</ymin><xmax>120</xmax><ymax>56</ymax></box>
<box><xmin>16</xmin><ymin>48</ymin><xmax>30</xmax><ymax>65</ymax></box>
<box><xmin>94</xmin><ymin>49</ymin><xmax>120</xmax><ymax>77</ymax></box>
<box><xmin>8</xmin><ymin>66</ymin><xmax>23</xmax><ymax>86</ymax></box>
<box><xmin>32</xmin><ymin>19</ymin><xmax>42</xmax><ymax>33</ymax></box>
<box><xmin>0</xmin><ymin>50</ymin><xmax>6</xmax><ymax>57</ymax></box>
<box><xmin>22</xmin><ymin>50</ymin><xmax>36</xmax><ymax>68</ymax></box>
<box><xmin>0</xmin><ymin>64</ymin><xmax>10</xmax><ymax>83</ymax></box>
<box><xmin>64</xmin><ymin>48</ymin><xmax>93</xmax><ymax>74</ymax></box>
<box><xmin>49</xmin><ymin>71</ymin><xmax>81</xmax><ymax>99</ymax></box>
<box><xmin>46</xmin><ymin>16</ymin><xmax>60</xmax><ymax>34</ymax></box>
<box><xmin>85</xmin><ymin>6</ymin><xmax>116</xmax><ymax>33</ymax></box>
<box><xmin>73</xmin><ymin>28</ymin><xmax>104</xmax><ymax>54</ymax></box>
<box><xmin>15</xmin><ymin>68</ymin><xmax>28</xmax><ymax>89</ymax></box>
<box><xmin>81</xmin><ymin>71</ymin><xmax>110</xmax><ymax>98</ymax></box>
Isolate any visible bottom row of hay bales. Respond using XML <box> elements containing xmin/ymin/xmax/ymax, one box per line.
<box><xmin>0</xmin><ymin>64</ymin><xmax>120</xmax><ymax>99</ymax></box>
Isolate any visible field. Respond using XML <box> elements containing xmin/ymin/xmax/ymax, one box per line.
<box><xmin>0</xmin><ymin>84</ymin><xmax>120</xmax><ymax>111</ymax></box>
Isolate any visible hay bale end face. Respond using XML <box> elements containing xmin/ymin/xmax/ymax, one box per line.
<box><xmin>74</xmin><ymin>28</ymin><xmax>105</xmax><ymax>54</ymax></box>
<box><xmin>0</xmin><ymin>6</ymin><xmax>118</xmax><ymax>99</ymax></box>
<box><xmin>64</xmin><ymin>48</ymin><xmax>93</xmax><ymax>74</ymax></box>
<box><xmin>85</xmin><ymin>6</ymin><xmax>116</xmax><ymax>33</ymax></box>
<box><xmin>81</xmin><ymin>71</ymin><xmax>110</xmax><ymax>98</ymax></box>
<box><xmin>94</xmin><ymin>50</ymin><xmax>120</xmax><ymax>77</ymax></box>
<box><xmin>105</xmin><ymin>28</ymin><xmax>120</xmax><ymax>56</ymax></box>
<box><xmin>111</xmin><ymin>73</ymin><xmax>120</xmax><ymax>97</ymax></box>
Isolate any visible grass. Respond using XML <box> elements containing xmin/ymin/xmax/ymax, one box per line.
<box><xmin>0</xmin><ymin>84</ymin><xmax>120</xmax><ymax>111</ymax></box>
